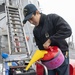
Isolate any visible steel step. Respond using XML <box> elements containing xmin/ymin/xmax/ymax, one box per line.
<box><xmin>13</xmin><ymin>35</ymin><xmax>25</xmax><ymax>38</ymax></box>
<box><xmin>14</xmin><ymin>40</ymin><xmax>25</xmax><ymax>43</ymax></box>
<box><xmin>11</xmin><ymin>22</ymin><xmax>21</xmax><ymax>25</ymax></box>
<box><xmin>8</xmin><ymin>7</ymin><xmax>18</xmax><ymax>10</ymax></box>
<box><xmin>11</xmin><ymin>27</ymin><xmax>23</xmax><ymax>29</ymax></box>
<box><xmin>9</xmin><ymin>12</ymin><xmax>19</xmax><ymax>15</ymax></box>
<box><xmin>8</xmin><ymin>9</ymin><xmax>18</xmax><ymax>12</ymax></box>
<box><xmin>10</xmin><ymin>15</ymin><xmax>20</xmax><ymax>18</ymax></box>
<box><xmin>12</xmin><ymin>31</ymin><xmax>23</xmax><ymax>33</ymax></box>
<box><xmin>7</xmin><ymin>5</ymin><xmax>18</xmax><ymax>9</ymax></box>
<box><xmin>14</xmin><ymin>46</ymin><xmax>26</xmax><ymax>48</ymax></box>
<box><xmin>10</xmin><ymin>19</ymin><xmax>21</xmax><ymax>22</ymax></box>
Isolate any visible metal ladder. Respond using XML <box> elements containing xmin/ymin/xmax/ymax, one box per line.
<box><xmin>6</xmin><ymin>5</ymin><xmax>30</xmax><ymax>56</ymax></box>
<box><xmin>2</xmin><ymin>1</ymin><xmax>48</xmax><ymax>75</ymax></box>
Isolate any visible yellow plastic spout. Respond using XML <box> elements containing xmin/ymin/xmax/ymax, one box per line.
<box><xmin>25</xmin><ymin>50</ymin><xmax>48</xmax><ymax>71</ymax></box>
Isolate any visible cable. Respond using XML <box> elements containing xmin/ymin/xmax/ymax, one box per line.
<box><xmin>0</xmin><ymin>16</ymin><xmax>6</xmax><ymax>21</ymax></box>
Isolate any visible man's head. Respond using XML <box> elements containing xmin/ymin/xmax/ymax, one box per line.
<box><xmin>23</xmin><ymin>4</ymin><xmax>41</xmax><ymax>26</ymax></box>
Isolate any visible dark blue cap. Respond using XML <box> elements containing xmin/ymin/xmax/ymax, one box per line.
<box><xmin>23</xmin><ymin>4</ymin><xmax>37</xmax><ymax>24</ymax></box>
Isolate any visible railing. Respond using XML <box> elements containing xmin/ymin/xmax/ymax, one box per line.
<box><xmin>36</xmin><ymin>61</ymin><xmax>48</xmax><ymax>75</ymax></box>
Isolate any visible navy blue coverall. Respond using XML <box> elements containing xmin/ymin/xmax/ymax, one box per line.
<box><xmin>33</xmin><ymin>13</ymin><xmax>72</xmax><ymax>75</ymax></box>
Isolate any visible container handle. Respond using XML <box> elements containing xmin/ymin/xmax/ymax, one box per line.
<box><xmin>48</xmin><ymin>46</ymin><xmax>53</xmax><ymax>51</ymax></box>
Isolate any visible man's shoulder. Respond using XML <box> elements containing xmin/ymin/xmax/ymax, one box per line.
<box><xmin>46</xmin><ymin>13</ymin><xmax>61</xmax><ymax>21</ymax></box>
<box><xmin>47</xmin><ymin>13</ymin><xmax>60</xmax><ymax>17</ymax></box>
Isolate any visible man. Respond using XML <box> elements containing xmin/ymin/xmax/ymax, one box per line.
<box><xmin>23</xmin><ymin>4</ymin><xmax>72</xmax><ymax>75</ymax></box>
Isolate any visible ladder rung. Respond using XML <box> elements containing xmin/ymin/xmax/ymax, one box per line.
<box><xmin>10</xmin><ymin>15</ymin><xmax>20</xmax><ymax>18</ymax></box>
<box><xmin>8</xmin><ymin>7</ymin><xmax>18</xmax><ymax>10</ymax></box>
<box><xmin>11</xmin><ymin>27</ymin><xmax>23</xmax><ymax>29</ymax></box>
<box><xmin>9</xmin><ymin>12</ymin><xmax>19</xmax><ymax>15</ymax></box>
<box><xmin>14</xmin><ymin>46</ymin><xmax>26</xmax><ymax>48</ymax></box>
<box><xmin>12</xmin><ymin>31</ymin><xmax>23</xmax><ymax>33</ymax></box>
<box><xmin>14</xmin><ymin>36</ymin><xmax>25</xmax><ymax>38</ymax></box>
<box><xmin>9</xmin><ymin>11</ymin><xmax>19</xmax><ymax>14</ymax></box>
<box><xmin>10</xmin><ymin>19</ymin><xmax>21</xmax><ymax>22</ymax></box>
<box><xmin>7</xmin><ymin>5</ymin><xmax>18</xmax><ymax>9</ymax></box>
<box><xmin>11</xmin><ymin>23</ymin><xmax>21</xmax><ymax>25</ymax></box>
<box><xmin>8</xmin><ymin>9</ymin><xmax>18</xmax><ymax>12</ymax></box>
<box><xmin>14</xmin><ymin>41</ymin><xmax>25</xmax><ymax>43</ymax></box>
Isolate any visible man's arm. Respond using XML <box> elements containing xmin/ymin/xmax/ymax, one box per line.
<box><xmin>49</xmin><ymin>14</ymin><xmax>72</xmax><ymax>42</ymax></box>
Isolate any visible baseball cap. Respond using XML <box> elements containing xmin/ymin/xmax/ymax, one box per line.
<box><xmin>23</xmin><ymin>4</ymin><xmax>37</xmax><ymax>24</ymax></box>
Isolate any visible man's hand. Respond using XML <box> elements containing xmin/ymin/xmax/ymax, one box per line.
<box><xmin>43</xmin><ymin>39</ymin><xmax>51</xmax><ymax>49</ymax></box>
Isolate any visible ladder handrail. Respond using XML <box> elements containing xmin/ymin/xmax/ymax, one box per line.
<box><xmin>6</xmin><ymin>6</ymin><xmax>12</xmax><ymax>54</ymax></box>
<box><xmin>18</xmin><ymin>8</ymin><xmax>30</xmax><ymax>56</ymax></box>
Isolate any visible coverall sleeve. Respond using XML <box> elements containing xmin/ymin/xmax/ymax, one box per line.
<box><xmin>33</xmin><ymin>30</ymin><xmax>43</xmax><ymax>49</ymax></box>
<box><xmin>49</xmin><ymin>14</ymin><xmax>72</xmax><ymax>42</ymax></box>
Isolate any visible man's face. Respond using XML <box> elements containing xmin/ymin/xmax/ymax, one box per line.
<box><xmin>28</xmin><ymin>12</ymin><xmax>40</xmax><ymax>26</ymax></box>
